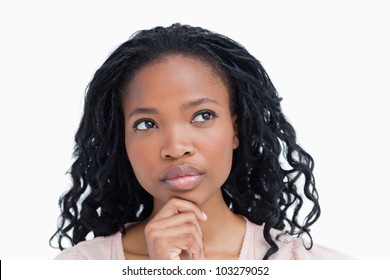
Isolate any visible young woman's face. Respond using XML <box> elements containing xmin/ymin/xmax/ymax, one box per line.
<box><xmin>122</xmin><ymin>55</ymin><xmax>239</xmax><ymax>209</ymax></box>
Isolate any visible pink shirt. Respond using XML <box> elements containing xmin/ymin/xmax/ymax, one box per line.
<box><xmin>55</xmin><ymin>218</ymin><xmax>352</xmax><ymax>260</ymax></box>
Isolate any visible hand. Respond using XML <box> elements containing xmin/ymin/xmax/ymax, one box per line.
<box><xmin>144</xmin><ymin>198</ymin><xmax>208</xmax><ymax>260</ymax></box>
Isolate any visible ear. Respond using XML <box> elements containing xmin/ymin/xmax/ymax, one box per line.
<box><xmin>232</xmin><ymin>114</ymin><xmax>239</xmax><ymax>149</ymax></box>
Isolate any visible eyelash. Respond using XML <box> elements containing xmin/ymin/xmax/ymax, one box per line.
<box><xmin>132</xmin><ymin>110</ymin><xmax>217</xmax><ymax>131</ymax></box>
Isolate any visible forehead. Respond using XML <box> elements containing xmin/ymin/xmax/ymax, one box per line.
<box><xmin>122</xmin><ymin>55</ymin><xmax>230</xmax><ymax>105</ymax></box>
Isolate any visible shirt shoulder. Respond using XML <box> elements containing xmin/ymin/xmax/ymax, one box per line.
<box><xmin>239</xmin><ymin>218</ymin><xmax>354</xmax><ymax>260</ymax></box>
<box><xmin>287</xmin><ymin>238</ymin><xmax>355</xmax><ymax>260</ymax></box>
<box><xmin>54</xmin><ymin>231</ymin><xmax>125</xmax><ymax>260</ymax></box>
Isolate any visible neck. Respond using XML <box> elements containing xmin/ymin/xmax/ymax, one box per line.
<box><xmin>197</xmin><ymin>190</ymin><xmax>236</xmax><ymax>234</ymax></box>
<box><xmin>199</xmin><ymin>191</ymin><xmax>246</xmax><ymax>258</ymax></box>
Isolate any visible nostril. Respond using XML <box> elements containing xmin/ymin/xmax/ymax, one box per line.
<box><xmin>162</xmin><ymin>149</ymin><xmax>192</xmax><ymax>160</ymax></box>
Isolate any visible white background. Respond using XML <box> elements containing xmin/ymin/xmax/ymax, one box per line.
<box><xmin>0</xmin><ymin>0</ymin><xmax>389</xmax><ymax>260</ymax></box>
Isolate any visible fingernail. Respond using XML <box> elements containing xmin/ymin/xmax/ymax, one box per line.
<box><xmin>201</xmin><ymin>211</ymin><xmax>208</xmax><ymax>221</ymax></box>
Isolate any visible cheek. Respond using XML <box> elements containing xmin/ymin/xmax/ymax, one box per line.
<box><xmin>125</xmin><ymin>137</ymin><xmax>154</xmax><ymax>177</ymax></box>
<box><xmin>200</xmin><ymin>125</ymin><xmax>235</xmax><ymax>163</ymax></box>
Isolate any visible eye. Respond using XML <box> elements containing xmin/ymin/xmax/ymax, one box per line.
<box><xmin>133</xmin><ymin>120</ymin><xmax>157</xmax><ymax>130</ymax></box>
<box><xmin>192</xmin><ymin>110</ymin><xmax>216</xmax><ymax>123</ymax></box>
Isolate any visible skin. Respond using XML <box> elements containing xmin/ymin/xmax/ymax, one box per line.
<box><xmin>121</xmin><ymin>55</ymin><xmax>246</xmax><ymax>260</ymax></box>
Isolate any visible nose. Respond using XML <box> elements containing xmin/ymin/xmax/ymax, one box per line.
<box><xmin>160</xmin><ymin>126</ymin><xmax>194</xmax><ymax>160</ymax></box>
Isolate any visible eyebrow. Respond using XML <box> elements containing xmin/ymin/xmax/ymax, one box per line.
<box><xmin>181</xmin><ymin>98</ymin><xmax>220</xmax><ymax>110</ymax></box>
<box><xmin>128</xmin><ymin>98</ymin><xmax>220</xmax><ymax>119</ymax></box>
<box><xmin>128</xmin><ymin>108</ymin><xmax>158</xmax><ymax>119</ymax></box>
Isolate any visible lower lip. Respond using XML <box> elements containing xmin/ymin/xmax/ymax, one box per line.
<box><xmin>162</xmin><ymin>174</ymin><xmax>203</xmax><ymax>191</ymax></box>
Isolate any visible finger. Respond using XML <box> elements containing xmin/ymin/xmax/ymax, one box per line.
<box><xmin>147</xmin><ymin>212</ymin><xmax>203</xmax><ymax>239</ymax></box>
<box><xmin>146</xmin><ymin>224</ymin><xmax>205</xmax><ymax>260</ymax></box>
<box><xmin>179</xmin><ymin>249</ymin><xmax>192</xmax><ymax>260</ymax></box>
<box><xmin>147</xmin><ymin>222</ymin><xmax>204</xmax><ymax>247</ymax></box>
<box><xmin>170</xmin><ymin>233</ymin><xmax>205</xmax><ymax>260</ymax></box>
<box><xmin>153</xmin><ymin>198</ymin><xmax>207</xmax><ymax>221</ymax></box>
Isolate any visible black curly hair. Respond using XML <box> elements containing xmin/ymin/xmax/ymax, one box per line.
<box><xmin>50</xmin><ymin>23</ymin><xmax>320</xmax><ymax>260</ymax></box>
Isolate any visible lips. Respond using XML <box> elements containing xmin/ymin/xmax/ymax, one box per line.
<box><xmin>161</xmin><ymin>165</ymin><xmax>204</xmax><ymax>191</ymax></box>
